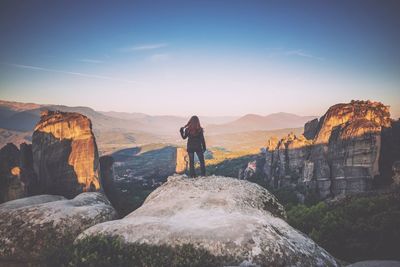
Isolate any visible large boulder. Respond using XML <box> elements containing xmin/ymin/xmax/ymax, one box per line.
<box><xmin>0</xmin><ymin>192</ymin><xmax>117</xmax><ymax>265</ymax></box>
<box><xmin>32</xmin><ymin>110</ymin><xmax>101</xmax><ymax>198</ymax></box>
<box><xmin>76</xmin><ymin>175</ymin><xmax>339</xmax><ymax>267</ymax></box>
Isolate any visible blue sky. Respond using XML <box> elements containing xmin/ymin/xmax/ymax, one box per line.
<box><xmin>0</xmin><ymin>0</ymin><xmax>399</xmax><ymax>117</ymax></box>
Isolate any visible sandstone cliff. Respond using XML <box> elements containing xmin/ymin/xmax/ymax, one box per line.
<box><xmin>76</xmin><ymin>175</ymin><xmax>338</xmax><ymax>267</ymax></box>
<box><xmin>32</xmin><ymin>110</ymin><xmax>101</xmax><ymax>198</ymax></box>
<box><xmin>175</xmin><ymin>147</ymin><xmax>188</xmax><ymax>174</ymax></box>
<box><xmin>263</xmin><ymin>100</ymin><xmax>397</xmax><ymax>199</ymax></box>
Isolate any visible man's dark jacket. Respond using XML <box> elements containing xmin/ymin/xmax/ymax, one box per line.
<box><xmin>180</xmin><ymin>127</ymin><xmax>206</xmax><ymax>152</ymax></box>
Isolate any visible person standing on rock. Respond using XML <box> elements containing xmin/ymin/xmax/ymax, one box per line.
<box><xmin>180</xmin><ymin>116</ymin><xmax>206</xmax><ymax>177</ymax></box>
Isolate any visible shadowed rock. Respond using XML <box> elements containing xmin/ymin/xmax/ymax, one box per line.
<box><xmin>0</xmin><ymin>143</ymin><xmax>37</xmax><ymax>203</ymax></box>
<box><xmin>304</xmin><ymin>118</ymin><xmax>319</xmax><ymax>140</ymax></box>
<box><xmin>392</xmin><ymin>161</ymin><xmax>400</xmax><ymax>185</ymax></box>
<box><xmin>0</xmin><ymin>143</ymin><xmax>24</xmax><ymax>203</ymax></box>
<box><xmin>77</xmin><ymin>175</ymin><xmax>338</xmax><ymax>267</ymax></box>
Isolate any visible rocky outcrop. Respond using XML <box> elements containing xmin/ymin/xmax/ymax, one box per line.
<box><xmin>0</xmin><ymin>192</ymin><xmax>117</xmax><ymax>265</ymax></box>
<box><xmin>32</xmin><ymin>110</ymin><xmax>101</xmax><ymax>198</ymax></box>
<box><xmin>239</xmin><ymin>160</ymin><xmax>257</xmax><ymax>180</ymax></box>
<box><xmin>264</xmin><ymin>100</ymin><xmax>395</xmax><ymax>199</ymax></box>
<box><xmin>0</xmin><ymin>143</ymin><xmax>37</xmax><ymax>203</ymax></box>
<box><xmin>0</xmin><ymin>143</ymin><xmax>25</xmax><ymax>203</ymax></box>
<box><xmin>76</xmin><ymin>175</ymin><xmax>338</xmax><ymax>267</ymax></box>
<box><xmin>99</xmin><ymin>155</ymin><xmax>119</xmax><ymax>212</ymax></box>
<box><xmin>175</xmin><ymin>147</ymin><xmax>188</xmax><ymax>174</ymax></box>
<box><xmin>303</xmin><ymin>118</ymin><xmax>319</xmax><ymax>140</ymax></box>
<box><xmin>392</xmin><ymin>161</ymin><xmax>400</xmax><ymax>185</ymax></box>
<box><xmin>19</xmin><ymin>143</ymin><xmax>39</xmax><ymax>195</ymax></box>
<box><xmin>379</xmin><ymin>120</ymin><xmax>400</xmax><ymax>186</ymax></box>
<box><xmin>264</xmin><ymin>133</ymin><xmax>312</xmax><ymax>189</ymax></box>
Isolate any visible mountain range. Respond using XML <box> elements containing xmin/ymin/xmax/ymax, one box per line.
<box><xmin>0</xmin><ymin>99</ymin><xmax>316</xmax><ymax>154</ymax></box>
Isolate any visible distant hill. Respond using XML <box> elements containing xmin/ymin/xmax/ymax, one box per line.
<box><xmin>206</xmin><ymin>127</ymin><xmax>304</xmax><ymax>152</ymax></box>
<box><xmin>100</xmin><ymin>110</ymin><xmax>238</xmax><ymax>133</ymax></box>
<box><xmin>0</xmin><ymin>100</ymin><xmax>41</xmax><ymax>112</ymax></box>
<box><xmin>207</xmin><ymin>112</ymin><xmax>317</xmax><ymax>134</ymax></box>
<box><xmin>0</xmin><ymin>100</ymin><xmax>146</xmax><ymax>131</ymax></box>
<box><xmin>0</xmin><ymin>100</ymin><xmax>43</xmax><ymax>131</ymax></box>
<box><xmin>0</xmin><ymin>99</ymin><xmax>313</xmax><ymax>154</ymax></box>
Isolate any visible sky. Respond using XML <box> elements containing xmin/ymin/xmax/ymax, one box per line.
<box><xmin>0</xmin><ymin>0</ymin><xmax>399</xmax><ymax>118</ymax></box>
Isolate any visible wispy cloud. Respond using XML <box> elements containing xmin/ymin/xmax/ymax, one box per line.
<box><xmin>77</xmin><ymin>58</ymin><xmax>104</xmax><ymax>64</ymax></box>
<box><xmin>148</xmin><ymin>53</ymin><xmax>170</xmax><ymax>62</ymax></box>
<box><xmin>267</xmin><ymin>48</ymin><xmax>324</xmax><ymax>61</ymax></box>
<box><xmin>284</xmin><ymin>50</ymin><xmax>324</xmax><ymax>61</ymax></box>
<box><xmin>121</xmin><ymin>43</ymin><xmax>168</xmax><ymax>52</ymax></box>
<box><xmin>2</xmin><ymin>63</ymin><xmax>143</xmax><ymax>84</ymax></box>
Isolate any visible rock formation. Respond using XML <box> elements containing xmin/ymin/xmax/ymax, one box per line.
<box><xmin>264</xmin><ymin>100</ymin><xmax>395</xmax><ymax>199</ymax></box>
<box><xmin>379</xmin><ymin>119</ymin><xmax>400</xmax><ymax>186</ymax></box>
<box><xmin>76</xmin><ymin>175</ymin><xmax>338</xmax><ymax>267</ymax></box>
<box><xmin>0</xmin><ymin>142</ymin><xmax>37</xmax><ymax>203</ymax></box>
<box><xmin>32</xmin><ymin>110</ymin><xmax>101</xmax><ymax>198</ymax></box>
<box><xmin>239</xmin><ymin>160</ymin><xmax>257</xmax><ymax>180</ymax></box>
<box><xmin>264</xmin><ymin>133</ymin><xmax>313</xmax><ymax>189</ymax></box>
<box><xmin>99</xmin><ymin>155</ymin><xmax>119</xmax><ymax>211</ymax></box>
<box><xmin>0</xmin><ymin>143</ymin><xmax>25</xmax><ymax>203</ymax></box>
<box><xmin>0</xmin><ymin>192</ymin><xmax>117</xmax><ymax>265</ymax></box>
<box><xmin>303</xmin><ymin>118</ymin><xmax>319</xmax><ymax>140</ymax></box>
<box><xmin>175</xmin><ymin>147</ymin><xmax>188</xmax><ymax>174</ymax></box>
<box><xmin>19</xmin><ymin>143</ymin><xmax>39</xmax><ymax>195</ymax></box>
<box><xmin>392</xmin><ymin>161</ymin><xmax>400</xmax><ymax>185</ymax></box>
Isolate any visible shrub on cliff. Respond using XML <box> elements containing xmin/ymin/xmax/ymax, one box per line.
<box><xmin>71</xmin><ymin>235</ymin><xmax>234</xmax><ymax>267</ymax></box>
<box><xmin>287</xmin><ymin>193</ymin><xmax>400</xmax><ymax>262</ymax></box>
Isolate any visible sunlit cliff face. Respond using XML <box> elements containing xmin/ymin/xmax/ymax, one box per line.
<box><xmin>34</xmin><ymin>110</ymin><xmax>101</xmax><ymax>191</ymax></box>
<box><xmin>263</xmin><ymin>100</ymin><xmax>395</xmax><ymax>198</ymax></box>
<box><xmin>175</xmin><ymin>147</ymin><xmax>188</xmax><ymax>174</ymax></box>
<box><xmin>314</xmin><ymin>100</ymin><xmax>391</xmax><ymax>144</ymax></box>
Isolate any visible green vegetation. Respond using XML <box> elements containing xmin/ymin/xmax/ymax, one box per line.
<box><xmin>205</xmin><ymin>153</ymin><xmax>258</xmax><ymax>177</ymax></box>
<box><xmin>286</xmin><ymin>193</ymin><xmax>400</xmax><ymax>263</ymax></box>
<box><xmin>112</xmin><ymin>186</ymin><xmax>153</xmax><ymax>217</ymax></box>
<box><xmin>70</xmin><ymin>235</ymin><xmax>237</xmax><ymax>267</ymax></box>
<box><xmin>205</xmin><ymin>147</ymin><xmax>258</xmax><ymax>167</ymax></box>
<box><xmin>271</xmin><ymin>185</ymin><xmax>320</xmax><ymax>208</ymax></box>
<box><xmin>205</xmin><ymin>128</ymin><xmax>303</xmax><ymax>152</ymax></box>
